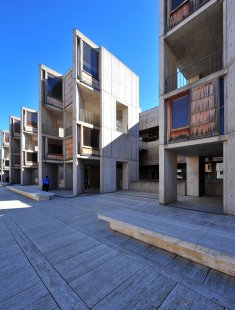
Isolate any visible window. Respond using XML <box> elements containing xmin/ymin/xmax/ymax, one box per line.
<box><xmin>83</xmin><ymin>127</ymin><xmax>99</xmax><ymax>148</ymax></box>
<box><xmin>48</xmin><ymin>139</ymin><xmax>63</xmax><ymax>154</ymax></box>
<box><xmin>26</xmin><ymin>152</ymin><xmax>37</xmax><ymax>163</ymax></box>
<box><xmin>83</xmin><ymin>42</ymin><xmax>98</xmax><ymax>79</ymax></box>
<box><xmin>27</xmin><ymin>112</ymin><xmax>37</xmax><ymax>127</ymax></box>
<box><xmin>171</xmin><ymin>94</ymin><xmax>189</xmax><ymax>129</ymax></box>
<box><xmin>4</xmin><ymin>133</ymin><xmax>9</xmax><ymax>143</ymax></box>
<box><xmin>172</xmin><ymin>0</ymin><xmax>185</xmax><ymax>10</ymax></box>
<box><xmin>13</xmin><ymin>121</ymin><xmax>20</xmax><ymax>134</ymax></box>
<box><xmin>47</xmin><ymin>75</ymin><xmax>63</xmax><ymax>100</ymax></box>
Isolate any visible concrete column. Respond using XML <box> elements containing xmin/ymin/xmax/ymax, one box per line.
<box><xmin>159</xmin><ymin>146</ymin><xmax>177</xmax><ymax>204</ymax></box>
<box><xmin>76</xmin><ymin>159</ymin><xmax>85</xmax><ymax>194</ymax></box>
<box><xmin>122</xmin><ymin>162</ymin><xmax>128</xmax><ymax>190</ymax></box>
<box><xmin>186</xmin><ymin>156</ymin><xmax>199</xmax><ymax>196</ymax></box>
<box><xmin>223</xmin><ymin>137</ymin><xmax>235</xmax><ymax>215</ymax></box>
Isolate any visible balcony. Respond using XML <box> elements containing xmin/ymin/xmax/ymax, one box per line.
<box><xmin>3</xmin><ymin>159</ymin><xmax>9</xmax><ymax>169</ymax></box>
<box><xmin>24</xmin><ymin>152</ymin><xmax>37</xmax><ymax>167</ymax></box>
<box><xmin>166</xmin><ymin>0</ymin><xmax>210</xmax><ymax>31</ymax></box>
<box><xmin>46</xmin><ymin>154</ymin><xmax>64</xmax><ymax>161</ymax></box>
<box><xmin>116</xmin><ymin>121</ymin><xmax>128</xmax><ymax>134</ymax></box>
<box><xmin>168</xmin><ymin>78</ymin><xmax>224</xmax><ymax>143</ymax></box>
<box><xmin>79</xmin><ymin>109</ymin><xmax>100</xmax><ymax>127</ymax></box>
<box><xmin>81</xmin><ymin>146</ymin><xmax>100</xmax><ymax>157</ymax></box>
<box><xmin>42</xmin><ymin>124</ymin><xmax>64</xmax><ymax>138</ymax></box>
<box><xmin>165</xmin><ymin>50</ymin><xmax>222</xmax><ymax>94</ymax></box>
<box><xmin>24</xmin><ymin>124</ymin><xmax>37</xmax><ymax>133</ymax></box>
<box><xmin>46</xmin><ymin>138</ymin><xmax>64</xmax><ymax>161</ymax></box>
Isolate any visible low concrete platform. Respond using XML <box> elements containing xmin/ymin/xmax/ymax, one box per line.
<box><xmin>7</xmin><ymin>185</ymin><xmax>54</xmax><ymax>201</ymax></box>
<box><xmin>98</xmin><ymin>209</ymin><xmax>235</xmax><ymax>277</ymax></box>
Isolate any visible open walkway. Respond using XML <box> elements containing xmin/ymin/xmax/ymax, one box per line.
<box><xmin>0</xmin><ymin>187</ymin><xmax>234</xmax><ymax>309</ymax></box>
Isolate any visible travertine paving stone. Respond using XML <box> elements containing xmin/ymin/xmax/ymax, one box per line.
<box><xmin>204</xmin><ymin>269</ymin><xmax>235</xmax><ymax>302</ymax></box>
<box><xmin>0</xmin><ymin>283</ymin><xmax>57</xmax><ymax>310</ymax></box>
<box><xmin>93</xmin><ymin>266</ymin><xmax>176</xmax><ymax>310</ymax></box>
<box><xmin>55</xmin><ymin>244</ymin><xmax>118</xmax><ymax>282</ymax></box>
<box><xmin>158</xmin><ymin>284</ymin><xmax>224</xmax><ymax>310</ymax></box>
<box><xmin>70</xmin><ymin>254</ymin><xmax>143</xmax><ymax>307</ymax></box>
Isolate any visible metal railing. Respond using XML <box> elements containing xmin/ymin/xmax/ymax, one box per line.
<box><xmin>165</xmin><ymin>50</ymin><xmax>222</xmax><ymax>93</ymax></box>
<box><xmin>116</xmin><ymin>121</ymin><xmax>128</xmax><ymax>134</ymax></box>
<box><xmin>79</xmin><ymin>109</ymin><xmax>100</xmax><ymax>127</ymax></box>
<box><xmin>166</xmin><ymin>0</ymin><xmax>211</xmax><ymax>31</ymax></box>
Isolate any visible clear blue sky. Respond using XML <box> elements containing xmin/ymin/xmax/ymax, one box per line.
<box><xmin>0</xmin><ymin>0</ymin><xmax>159</xmax><ymax>131</ymax></box>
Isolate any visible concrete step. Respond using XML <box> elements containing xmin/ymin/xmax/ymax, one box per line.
<box><xmin>7</xmin><ymin>185</ymin><xmax>54</xmax><ymax>201</ymax></box>
<box><xmin>98</xmin><ymin>209</ymin><xmax>235</xmax><ymax>277</ymax></box>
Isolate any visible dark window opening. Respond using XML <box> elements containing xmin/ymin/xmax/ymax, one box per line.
<box><xmin>26</xmin><ymin>152</ymin><xmax>37</xmax><ymax>163</ymax></box>
<box><xmin>171</xmin><ymin>94</ymin><xmax>189</xmax><ymax>129</ymax></box>
<box><xmin>48</xmin><ymin>140</ymin><xmax>63</xmax><ymax>154</ymax></box>
<box><xmin>83</xmin><ymin>42</ymin><xmax>99</xmax><ymax>79</ymax></box>
<box><xmin>84</xmin><ymin>127</ymin><xmax>99</xmax><ymax>148</ymax></box>
<box><xmin>13</xmin><ymin>121</ymin><xmax>20</xmax><ymax>134</ymax></box>
<box><xmin>47</xmin><ymin>75</ymin><xmax>63</xmax><ymax>101</ymax></box>
<box><xmin>139</xmin><ymin>126</ymin><xmax>159</xmax><ymax>142</ymax></box>
<box><xmin>171</xmin><ymin>0</ymin><xmax>185</xmax><ymax>11</ymax></box>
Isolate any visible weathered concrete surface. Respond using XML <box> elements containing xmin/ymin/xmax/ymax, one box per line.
<box><xmin>98</xmin><ymin>209</ymin><xmax>235</xmax><ymax>276</ymax></box>
<box><xmin>0</xmin><ymin>187</ymin><xmax>235</xmax><ymax>309</ymax></box>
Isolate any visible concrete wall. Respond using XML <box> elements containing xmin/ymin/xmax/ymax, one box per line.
<box><xmin>140</xmin><ymin>140</ymin><xmax>159</xmax><ymax>166</ymax></box>
<box><xmin>100</xmin><ymin>47</ymin><xmax>139</xmax><ymax>193</ymax></box>
<box><xmin>65</xmin><ymin>163</ymin><xmax>73</xmax><ymax>189</ymax></box>
<box><xmin>130</xmin><ymin>180</ymin><xmax>186</xmax><ymax>196</ymax></box>
<box><xmin>139</xmin><ymin>107</ymin><xmax>159</xmax><ymax>131</ymax></box>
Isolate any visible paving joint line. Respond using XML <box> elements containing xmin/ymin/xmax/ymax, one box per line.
<box><xmin>1</xmin><ymin>213</ymin><xmax>89</xmax><ymax>310</ymax></box>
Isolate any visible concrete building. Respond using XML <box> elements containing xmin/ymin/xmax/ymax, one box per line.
<box><xmin>130</xmin><ymin>106</ymin><xmax>186</xmax><ymax>194</ymax></box>
<box><xmin>21</xmin><ymin>107</ymin><xmax>38</xmax><ymax>185</ymax></box>
<box><xmin>0</xmin><ymin>130</ymin><xmax>10</xmax><ymax>182</ymax></box>
<box><xmin>159</xmin><ymin>0</ymin><xmax>234</xmax><ymax>214</ymax></box>
<box><xmin>38</xmin><ymin>29</ymin><xmax>139</xmax><ymax>195</ymax></box>
<box><xmin>139</xmin><ymin>107</ymin><xmax>159</xmax><ymax>180</ymax></box>
<box><xmin>9</xmin><ymin>116</ymin><xmax>21</xmax><ymax>184</ymax></box>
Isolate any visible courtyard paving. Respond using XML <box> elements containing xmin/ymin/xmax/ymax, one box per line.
<box><xmin>0</xmin><ymin>187</ymin><xmax>234</xmax><ymax>309</ymax></box>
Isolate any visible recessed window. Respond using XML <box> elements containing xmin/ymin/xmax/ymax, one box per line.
<box><xmin>172</xmin><ymin>0</ymin><xmax>185</xmax><ymax>11</ymax></box>
<box><xmin>26</xmin><ymin>112</ymin><xmax>37</xmax><ymax>128</ymax></box>
<box><xmin>83</xmin><ymin>127</ymin><xmax>99</xmax><ymax>148</ymax></box>
<box><xmin>47</xmin><ymin>75</ymin><xmax>63</xmax><ymax>100</ymax></box>
<box><xmin>83</xmin><ymin>42</ymin><xmax>98</xmax><ymax>79</ymax></box>
<box><xmin>171</xmin><ymin>94</ymin><xmax>189</xmax><ymax>129</ymax></box>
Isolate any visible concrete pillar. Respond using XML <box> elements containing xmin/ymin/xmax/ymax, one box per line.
<box><xmin>186</xmin><ymin>156</ymin><xmax>199</xmax><ymax>197</ymax></box>
<box><xmin>122</xmin><ymin>162</ymin><xmax>128</xmax><ymax>190</ymax></box>
<box><xmin>76</xmin><ymin>159</ymin><xmax>85</xmax><ymax>195</ymax></box>
<box><xmin>223</xmin><ymin>137</ymin><xmax>235</xmax><ymax>215</ymax></box>
<box><xmin>159</xmin><ymin>146</ymin><xmax>177</xmax><ymax>204</ymax></box>
<box><xmin>100</xmin><ymin>158</ymin><xmax>116</xmax><ymax>193</ymax></box>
